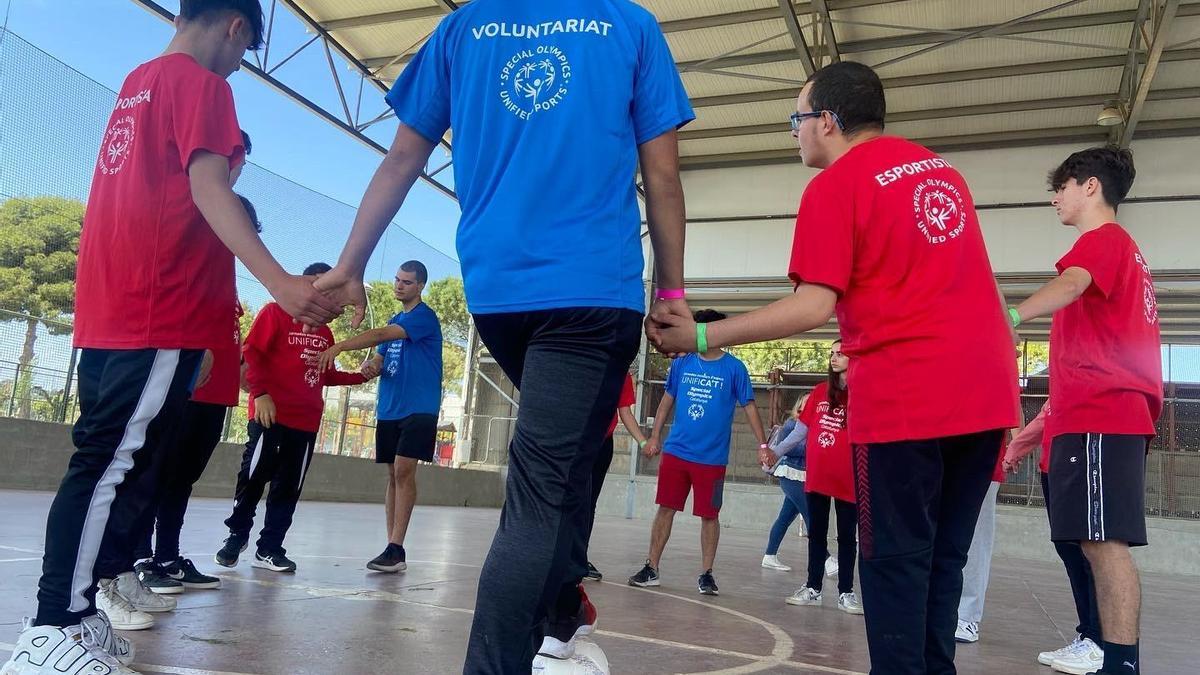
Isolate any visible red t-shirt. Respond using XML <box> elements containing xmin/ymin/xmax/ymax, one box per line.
<box><xmin>192</xmin><ymin>302</ymin><xmax>244</xmax><ymax>407</ymax></box>
<box><xmin>244</xmin><ymin>303</ymin><xmax>366</xmax><ymax>433</ymax></box>
<box><xmin>1046</xmin><ymin>223</ymin><xmax>1163</xmax><ymax>439</ymax></box>
<box><xmin>74</xmin><ymin>53</ymin><xmax>245</xmax><ymax>350</ymax></box>
<box><xmin>788</xmin><ymin>136</ymin><xmax>1020</xmax><ymax>444</ymax></box>
<box><xmin>607</xmin><ymin>374</ymin><xmax>637</xmax><ymax>437</ymax></box>
<box><xmin>800</xmin><ymin>382</ymin><xmax>855</xmax><ymax>503</ymax></box>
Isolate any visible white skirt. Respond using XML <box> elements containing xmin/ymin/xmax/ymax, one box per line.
<box><xmin>772</xmin><ymin>464</ymin><xmax>806</xmax><ymax>482</ymax></box>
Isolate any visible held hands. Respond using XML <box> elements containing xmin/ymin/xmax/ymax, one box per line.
<box><xmin>643</xmin><ymin>436</ymin><xmax>662</xmax><ymax>458</ymax></box>
<box><xmin>360</xmin><ymin>356</ymin><xmax>381</xmax><ymax>380</ymax></box>
<box><xmin>645</xmin><ymin>298</ymin><xmax>693</xmax><ymax>356</ymax></box>
<box><xmin>757</xmin><ymin>446</ymin><xmax>775</xmax><ymax>469</ymax></box>
<box><xmin>312</xmin><ymin>265</ymin><xmax>368</xmax><ymax>329</ymax></box>
<box><xmin>254</xmin><ymin>394</ymin><xmax>277</xmax><ymax>428</ymax></box>
<box><xmin>650</xmin><ymin>309</ymin><xmax>700</xmax><ymax>357</ymax></box>
<box><xmin>316</xmin><ymin>344</ymin><xmax>344</xmax><ymax>373</ymax></box>
<box><xmin>271</xmin><ymin>274</ymin><xmax>343</xmax><ymax>328</ymax></box>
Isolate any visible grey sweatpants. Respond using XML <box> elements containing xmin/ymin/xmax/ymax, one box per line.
<box><xmin>958</xmin><ymin>480</ymin><xmax>1000</xmax><ymax>624</ymax></box>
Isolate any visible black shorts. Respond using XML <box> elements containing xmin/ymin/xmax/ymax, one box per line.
<box><xmin>375</xmin><ymin>414</ymin><xmax>438</xmax><ymax>464</ymax></box>
<box><xmin>1048</xmin><ymin>433</ymin><xmax>1149</xmax><ymax>547</ymax></box>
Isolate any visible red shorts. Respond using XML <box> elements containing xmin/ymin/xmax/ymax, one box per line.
<box><xmin>656</xmin><ymin>452</ymin><xmax>726</xmax><ymax>519</ymax></box>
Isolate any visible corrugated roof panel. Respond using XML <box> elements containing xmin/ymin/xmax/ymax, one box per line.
<box><xmin>1141</xmin><ymin>98</ymin><xmax>1200</xmax><ymax>121</ymax></box>
<box><xmin>834</xmin><ymin>0</ymin><xmax>1140</xmax><ymax>42</ymax></box>
<box><xmin>888</xmin><ymin>106</ymin><xmax>1098</xmax><ymax>139</ymax></box>
<box><xmin>331</xmin><ymin>18</ymin><xmax>442</xmax><ymax>63</ymax></box>
<box><xmin>680</xmin><ymin>132</ymin><xmax>794</xmax><ymax>157</ymax></box>
<box><xmin>1166</xmin><ymin>13</ymin><xmax>1200</xmax><ymax>44</ymax></box>
<box><xmin>1151</xmin><ymin>61</ymin><xmax>1200</xmax><ymax>89</ymax></box>
<box><xmin>667</xmin><ymin>20</ymin><xmax>793</xmax><ymax>63</ymax></box>
<box><xmin>296</xmin><ymin>0</ymin><xmax>438</xmax><ymax>23</ymax></box>
<box><xmin>887</xmin><ymin>68</ymin><xmax>1122</xmax><ymax>110</ymax></box>
<box><xmin>639</xmin><ymin>0</ymin><xmax>777</xmax><ymax>24</ymax></box>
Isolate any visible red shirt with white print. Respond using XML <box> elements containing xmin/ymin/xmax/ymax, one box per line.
<box><xmin>788</xmin><ymin>136</ymin><xmax>1020</xmax><ymax>444</ymax></box>
<box><xmin>607</xmin><ymin>374</ymin><xmax>637</xmax><ymax>437</ymax></box>
<box><xmin>192</xmin><ymin>302</ymin><xmax>244</xmax><ymax>407</ymax></box>
<box><xmin>74</xmin><ymin>53</ymin><xmax>245</xmax><ymax>350</ymax></box>
<box><xmin>800</xmin><ymin>382</ymin><xmax>855</xmax><ymax>503</ymax></box>
<box><xmin>243</xmin><ymin>303</ymin><xmax>366</xmax><ymax>433</ymax></box>
<box><xmin>1047</xmin><ymin>223</ymin><xmax>1163</xmax><ymax>440</ymax></box>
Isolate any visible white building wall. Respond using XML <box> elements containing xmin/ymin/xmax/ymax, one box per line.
<box><xmin>676</xmin><ymin>137</ymin><xmax>1200</xmax><ymax>278</ymax></box>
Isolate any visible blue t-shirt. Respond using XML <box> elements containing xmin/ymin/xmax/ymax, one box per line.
<box><xmin>385</xmin><ymin>0</ymin><xmax>694</xmax><ymax>314</ymax></box>
<box><xmin>663</xmin><ymin>353</ymin><xmax>754</xmax><ymax>466</ymax></box>
<box><xmin>377</xmin><ymin>303</ymin><xmax>444</xmax><ymax>421</ymax></box>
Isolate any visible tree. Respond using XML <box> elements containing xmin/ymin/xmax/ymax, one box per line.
<box><xmin>727</xmin><ymin>339</ymin><xmax>833</xmax><ymax>377</ymax></box>
<box><xmin>0</xmin><ymin>197</ymin><xmax>85</xmax><ymax>418</ymax></box>
<box><xmin>424</xmin><ymin>277</ymin><xmax>469</xmax><ymax>343</ymax></box>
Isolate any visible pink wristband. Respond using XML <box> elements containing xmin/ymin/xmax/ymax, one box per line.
<box><xmin>655</xmin><ymin>288</ymin><xmax>685</xmax><ymax>300</ymax></box>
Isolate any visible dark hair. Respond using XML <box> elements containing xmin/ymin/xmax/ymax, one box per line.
<box><xmin>1048</xmin><ymin>145</ymin><xmax>1135</xmax><ymax>209</ymax></box>
<box><xmin>179</xmin><ymin>0</ymin><xmax>265</xmax><ymax>51</ymax></box>
<box><xmin>399</xmin><ymin>260</ymin><xmax>429</xmax><ymax>284</ymax></box>
<box><xmin>693</xmin><ymin>309</ymin><xmax>727</xmax><ymax>324</ymax></box>
<box><xmin>807</xmin><ymin>61</ymin><xmax>886</xmax><ymax>136</ymax></box>
<box><xmin>236</xmin><ymin>193</ymin><xmax>261</xmax><ymax>233</ymax></box>
<box><xmin>241</xmin><ymin>129</ymin><xmax>252</xmax><ymax>156</ymax></box>
<box><xmin>826</xmin><ymin>339</ymin><xmax>848</xmax><ymax>412</ymax></box>
<box><xmin>303</xmin><ymin>262</ymin><xmax>332</xmax><ymax>276</ymax></box>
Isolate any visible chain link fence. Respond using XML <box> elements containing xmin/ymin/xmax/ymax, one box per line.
<box><xmin>0</xmin><ymin>27</ymin><xmax>460</xmax><ymax>461</ymax></box>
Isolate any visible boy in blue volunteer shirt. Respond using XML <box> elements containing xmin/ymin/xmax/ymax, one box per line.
<box><xmin>629</xmin><ymin>310</ymin><xmax>769</xmax><ymax>596</ymax></box>
<box><xmin>313</xmin><ymin>0</ymin><xmax>693</xmax><ymax>671</ymax></box>
<box><xmin>317</xmin><ymin>261</ymin><xmax>443</xmax><ymax>574</ymax></box>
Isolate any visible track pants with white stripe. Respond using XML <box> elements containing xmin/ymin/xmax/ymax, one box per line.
<box><xmin>36</xmin><ymin>348</ymin><xmax>203</xmax><ymax>627</ymax></box>
<box><xmin>224</xmin><ymin>420</ymin><xmax>316</xmax><ymax>554</ymax></box>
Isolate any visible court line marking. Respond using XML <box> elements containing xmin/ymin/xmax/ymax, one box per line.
<box><xmin>221</xmin><ymin>575</ymin><xmax>865</xmax><ymax>675</ymax></box>
<box><xmin>0</xmin><ymin>558</ymin><xmax>40</xmax><ymax>564</ymax></box>
<box><xmin>0</xmin><ymin>545</ymin><xmax>42</xmax><ymax>555</ymax></box>
<box><xmin>0</xmin><ymin>641</ymin><xmax>259</xmax><ymax>675</ymax></box>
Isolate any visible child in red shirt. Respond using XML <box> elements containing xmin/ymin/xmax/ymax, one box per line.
<box><xmin>215</xmin><ymin>263</ymin><xmax>371</xmax><ymax>574</ymax></box>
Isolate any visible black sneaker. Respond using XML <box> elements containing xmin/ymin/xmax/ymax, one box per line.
<box><xmin>366</xmin><ymin>544</ymin><xmax>407</xmax><ymax>573</ymax></box>
<box><xmin>584</xmin><ymin>562</ymin><xmax>603</xmax><ymax>582</ymax></box>
<box><xmin>215</xmin><ymin>535</ymin><xmax>247</xmax><ymax>568</ymax></box>
<box><xmin>698</xmin><ymin>570</ymin><xmax>719</xmax><ymax>596</ymax></box>
<box><xmin>163</xmin><ymin>558</ymin><xmax>221</xmax><ymax>589</ymax></box>
<box><xmin>627</xmin><ymin>561</ymin><xmax>660</xmax><ymax>587</ymax></box>
<box><xmin>134</xmin><ymin>560</ymin><xmax>184</xmax><ymax>595</ymax></box>
<box><xmin>252</xmin><ymin>549</ymin><xmax>297</xmax><ymax>573</ymax></box>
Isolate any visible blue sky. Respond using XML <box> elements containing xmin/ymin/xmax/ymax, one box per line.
<box><xmin>3</xmin><ymin>0</ymin><xmax>462</xmax><ymax>266</ymax></box>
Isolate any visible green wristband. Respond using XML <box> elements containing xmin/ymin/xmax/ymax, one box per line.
<box><xmin>696</xmin><ymin>322</ymin><xmax>709</xmax><ymax>353</ymax></box>
<box><xmin>1007</xmin><ymin>306</ymin><xmax>1021</xmax><ymax>328</ymax></box>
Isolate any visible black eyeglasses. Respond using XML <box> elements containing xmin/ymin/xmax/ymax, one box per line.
<box><xmin>790</xmin><ymin>110</ymin><xmax>845</xmax><ymax>132</ymax></box>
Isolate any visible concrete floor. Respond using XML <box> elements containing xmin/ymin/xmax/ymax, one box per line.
<box><xmin>0</xmin><ymin>489</ymin><xmax>1195</xmax><ymax>674</ymax></box>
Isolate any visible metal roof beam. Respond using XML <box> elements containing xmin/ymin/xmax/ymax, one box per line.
<box><xmin>1122</xmin><ymin>0</ymin><xmax>1182</xmax><ymax>147</ymax></box>
<box><xmin>688</xmin><ymin>48</ymin><xmax>1200</xmax><ymax>108</ymax></box>
<box><xmin>812</xmin><ymin>0</ymin><xmax>842</xmax><ymax>64</ymax></box>
<box><xmin>322</xmin><ymin>6</ymin><xmax>446</xmax><ymax>31</ymax></box>
<box><xmin>679</xmin><ymin>87</ymin><xmax>1200</xmax><ymax>141</ymax></box>
<box><xmin>777</xmin><ymin>0</ymin><xmax>818</xmax><ymax>76</ymax></box>
<box><xmin>678</xmin><ymin>117</ymin><xmax>1200</xmax><ymax>170</ymax></box>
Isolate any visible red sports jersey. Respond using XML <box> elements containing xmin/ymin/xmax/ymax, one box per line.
<box><xmin>788</xmin><ymin>136</ymin><xmax>1020</xmax><ymax>444</ymax></box>
<box><xmin>800</xmin><ymin>382</ymin><xmax>855</xmax><ymax>503</ymax></box>
<box><xmin>244</xmin><ymin>303</ymin><xmax>366</xmax><ymax>433</ymax></box>
<box><xmin>74</xmin><ymin>53</ymin><xmax>245</xmax><ymax>350</ymax></box>
<box><xmin>1047</xmin><ymin>223</ymin><xmax>1163</xmax><ymax>439</ymax></box>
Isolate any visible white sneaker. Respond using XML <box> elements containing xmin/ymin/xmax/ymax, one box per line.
<box><xmin>824</xmin><ymin>555</ymin><xmax>839</xmax><ymax>579</ymax></box>
<box><xmin>96</xmin><ymin>579</ymin><xmax>155</xmax><ymax>631</ymax></box>
<box><xmin>536</xmin><ymin>635</ymin><xmax>575</xmax><ymax>660</ymax></box>
<box><xmin>1</xmin><ymin>619</ymin><xmax>140</xmax><ymax>674</ymax></box>
<box><xmin>785</xmin><ymin>586</ymin><xmax>822</xmax><ymax>606</ymax></box>
<box><xmin>955</xmin><ymin>620</ymin><xmax>980</xmax><ymax>643</ymax></box>
<box><xmin>82</xmin><ymin>613</ymin><xmax>135</xmax><ymax>665</ymax></box>
<box><xmin>837</xmin><ymin>591</ymin><xmax>864</xmax><ymax>615</ymax></box>
<box><xmin>114</xmin><ymin>572</ymin><xmax>175</xmax><ymax>613</ymax></box>
<box><xmin>761</xmin><ymin>555</ymin><xmax>791</xmax><ymax>571</ymax></box>
<box><xmin>1051</xmin><ymin>638</ymin><xmax>1104</xmax><ymax>675</ymax></box>
<box><xmin>1038</xmin><ymin>635</ymin><xmax>1085</xmax><ymax>665</ymax></box>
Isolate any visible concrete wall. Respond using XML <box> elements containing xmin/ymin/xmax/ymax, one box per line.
<box><xmin>0</xmin><ymin>418</ymin><xmax>504</xmax><ymax>508</ymax></box>
<box><xmin>594</xmin><ymin>473</ymin><xmax>1200</xmax><ymax>578</ymax></box>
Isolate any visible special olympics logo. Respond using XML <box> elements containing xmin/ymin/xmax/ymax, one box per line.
<box><xmin>688</xmin><ymin>404</ymin><xmax>705</xmax><ymax>421</ymax></box>
<box><xmin>499</xmin><ymin>46</ymin><xmax>572</xmax><ymax>119</ymax></box>
<box><xmin>913</xmin><ymin>179</ymin><xmax>966</xmax><ymax>245</ymax></box>
<box><xmin>386</xmin><ymin>359</ymin><xmax>400</xmax><ymax>376</ymax></box>
<box><xmin>818</xmin><ymin>431</ymin><xmax>836</xmax><ymax>448</ymax></box>
<box><xmin>99</xmin><ymin>116</ymin><xmax>136</xmax><ymax>176</ymax></box>
<box><xmin>304</xmin><ymin>368</ymin><xmax>320</xmax><ymax>388</ymax></box>
<box><xmin>1143</xmin><ymin>278</ymin><xmax>1158</xmax><ymax>325</ymax></box>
